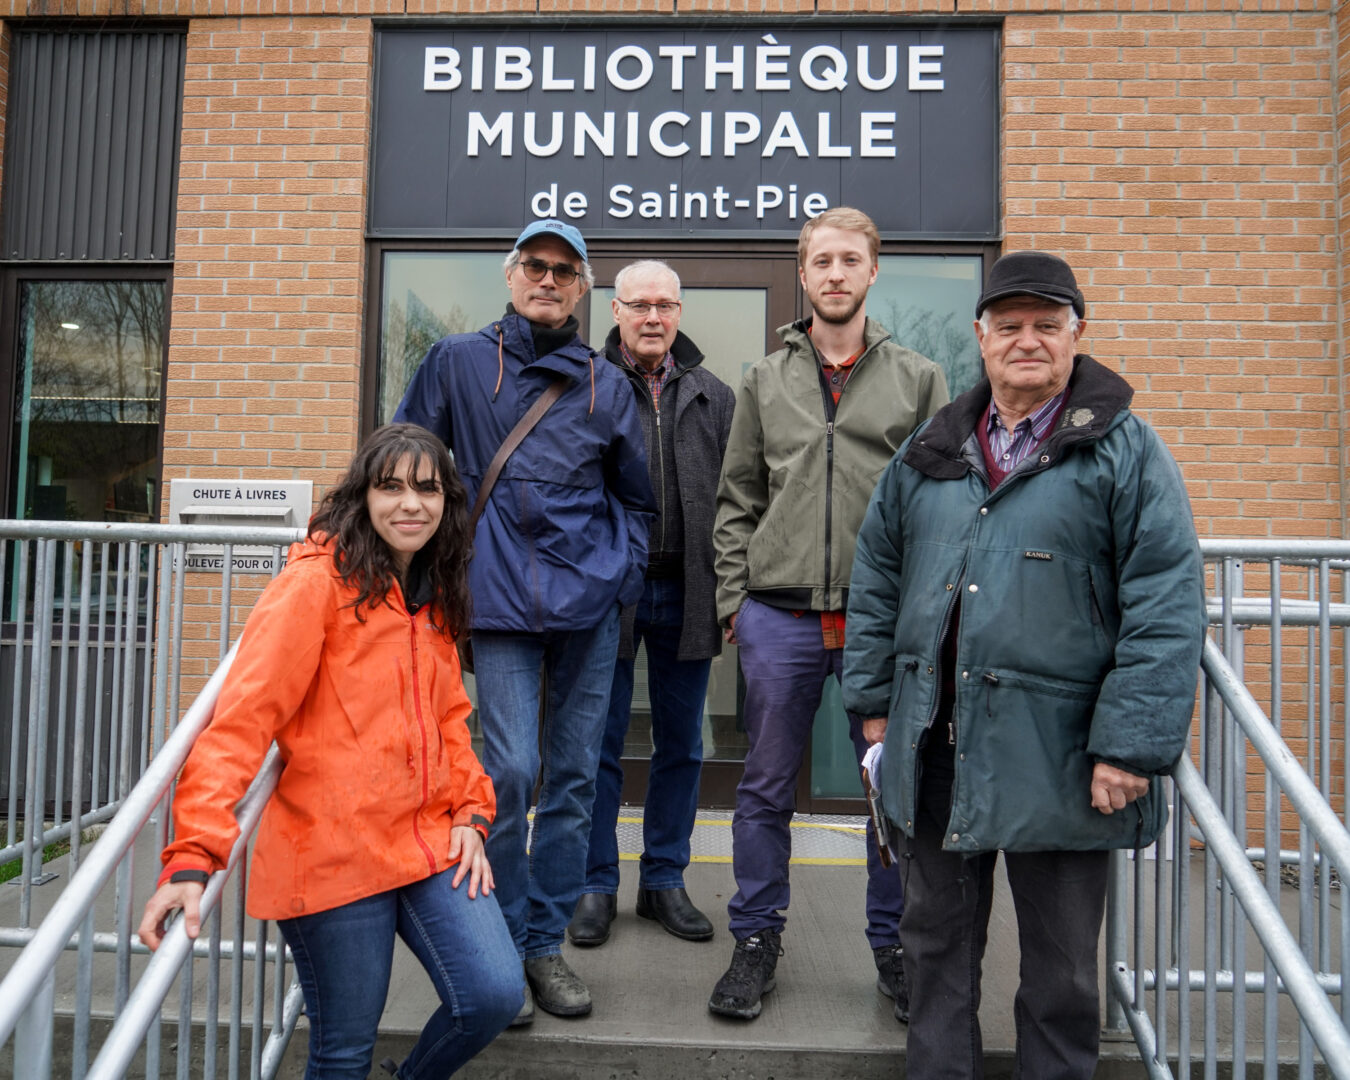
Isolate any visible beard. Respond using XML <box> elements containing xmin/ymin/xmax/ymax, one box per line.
<box><xmin>810</xmin><ymin>291</ymin><xmax>866</xmax><ymax>325</ymax></box>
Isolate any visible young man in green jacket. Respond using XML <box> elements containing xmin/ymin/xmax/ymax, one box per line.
<box><xmin>709</xmin><ymin>207</ymin><xmax>949</xmax><ymax>1021</ymax></box>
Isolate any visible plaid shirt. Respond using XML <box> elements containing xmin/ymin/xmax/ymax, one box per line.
<box><xmin>621</xmin><ymin>342</ymin><xmax>677</xmax><ymax>411</ymax></box>
<box><xmin>986</xmin><ymin>389</ymin><xmax>1067</xmax><ymax>472</ymax></box>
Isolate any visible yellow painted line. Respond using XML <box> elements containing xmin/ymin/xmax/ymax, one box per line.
<box><xmin>615</xmin><ymin>854</ymin><xmax>866</xmax><ymax>867</ymax></box>
<box><xmin>622</xmin><ymin>815</ymin><xmax>866</xmax><ymax>837</ymax></box>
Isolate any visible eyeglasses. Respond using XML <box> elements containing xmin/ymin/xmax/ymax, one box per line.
<box><xmin>518</xmin><ymin>257</ymin><xmax>580</xmax><ymax>287</ymax></box>
<box><xmin>616</xmin><ymin>299</ymin><xmax>682</xmax><ymax>317</ymax></box>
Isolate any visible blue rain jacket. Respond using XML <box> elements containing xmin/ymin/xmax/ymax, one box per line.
<box><xmin>395</xmin><ymin>314</ymin><xmax>654</xmax><ymax>632</ymax></box>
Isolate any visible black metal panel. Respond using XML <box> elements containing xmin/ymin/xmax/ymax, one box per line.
<box><xmin>2</xmin><ymin>29</ymin><xmax>185</xmax><ymax>261</ymax></box>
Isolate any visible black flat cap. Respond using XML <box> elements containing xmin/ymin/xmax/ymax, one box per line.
<box><xmin>975</xmin><ymin>251</ymin><xmax>1085</xmax><ymax>318</ymax></box>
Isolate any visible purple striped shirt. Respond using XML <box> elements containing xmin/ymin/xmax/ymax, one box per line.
<box><xmin>985</xmin><ymin>389</ymin><xmax>1067</xmax><ymax>472</ymax></box>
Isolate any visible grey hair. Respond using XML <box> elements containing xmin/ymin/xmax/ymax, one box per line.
<box><xmin>978</xmin><ymin>304</ymin><xmax>1079</xmax><ymax>335</ymax></box>
<box><xmin>503</xmin><ymin>247</ymin><xmax>595</xmax><ymax>290</ymax></box>
<box><xmin>613</xmin><ymin>260</ymin><xmax>681</xmax><ymax>299</ymax></box>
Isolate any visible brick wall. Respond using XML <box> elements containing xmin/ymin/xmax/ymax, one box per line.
<box><xmin>165</xmin><ymin>16</ymin><xmax>373</xmax><ymax>495</ymax></box>
<box><xmin>165</xmin><ymin>15</ymin><xmax>375</xmax><ymax>680</ymax></box>
<box><xmin>1002</xmin><ymin>8</ymin><xmax>1339</xmax><ymax>541</ymax></box>
<box><xmin>994</xmin><ymin>4</ymin><xmax>1343</xmax><ymax>830</ymax></box>
<box><xmin>1340</xmin><ymin>3</ymin><xmax>1350</xmax><ymax>537</ymax></box>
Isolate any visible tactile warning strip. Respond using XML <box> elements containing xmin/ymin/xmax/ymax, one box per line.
<box><xmin>614</xmin><ymin>808</ymin><xmax>869</xmax><ymax>866</ymax></box>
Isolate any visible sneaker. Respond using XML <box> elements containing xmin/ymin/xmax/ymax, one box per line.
<box><xmin>873</xmin><ymin>943</ymin><xmax>910</xmax><ymax>1023</ymax></box>
<box><xmin>707</xmin><ymin>929</ymin><xmax>782</xmax><ymax>1020</ymax></box>
<box><xmin>524</xmin><ymin>953</ymin><xmax>592</xmax><ymax>1017</ymax></box>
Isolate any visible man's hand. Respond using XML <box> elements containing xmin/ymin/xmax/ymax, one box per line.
<box><xmin>862</xmin><ymin>717</ymin><xmax>888</xmax><ymax>745</ymax></box>
<box><xmin>138</xmin><ymin>881</ymin><xmax>205</xmax><ymax>951</ymax></box>
<box><xmin>1090</xmin><ymin>762</ymin><xmax>1149</xmax><ymax>815</ymax></box>
<box><xmin>723</xmin><ymin>610</ymin><xmax>739</xmax><ymax>645</ymax></box>
<box><xmin>449</xmin><ymin>825</ymin><xmax>494</xmax><ymax>899</ymax></box>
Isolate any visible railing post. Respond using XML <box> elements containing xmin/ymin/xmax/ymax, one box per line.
<box><xmin>13</xmin><ymin>968</ymin><xmax>55</xmax><ymax>1080</ymax></box>
<box><xmin>1103</xmin><ymin>848</ymin><xmax>1130</xmax><ymax>1036</ymax></box>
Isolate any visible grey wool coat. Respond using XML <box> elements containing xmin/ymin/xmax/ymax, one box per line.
<box><xmin>603</xmin><ymin>327</ymin><xmax>736</xmax><ymax>660</ymax></box>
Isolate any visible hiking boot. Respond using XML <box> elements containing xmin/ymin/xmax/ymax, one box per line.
<box><xmin>874</xmin><ymin>943</ymin><xmax>910</xmax><ymax>1023</ymax></box>
<box><xmin>524</xmin><ymin>953</ymin><xmax>592</xmax><ymax>1017</ymax></box>
<box><xmin>707</xmin><ymin>929</ymin><xmax>782</xmax><ymax>1020</ymax></box>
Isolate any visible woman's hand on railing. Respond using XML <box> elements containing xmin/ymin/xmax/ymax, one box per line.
<box><xmin>448</xmin><ymin>825</ymin><xmax>494</xmax><ymax>899</ymax></box>
<box><xmin>137</xmin><ymin>881</ymin><xmax>206</xmax><ymax>951</ymax></box>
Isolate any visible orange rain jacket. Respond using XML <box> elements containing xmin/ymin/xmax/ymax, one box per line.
<box><xmin>159</xmin><ymin>538</ymin><xmax>494</xmax><ymax>920</ymax></box>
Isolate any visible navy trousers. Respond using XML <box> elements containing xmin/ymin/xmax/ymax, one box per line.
<box><xmin>727</xmin><ymin>596</ymin><xmax>904</xmax><ymax>947</ymax></box>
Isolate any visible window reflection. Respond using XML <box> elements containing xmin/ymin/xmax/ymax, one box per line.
<box><xmin>379</xmin><ymin>253</ymin><xmax>505</xmax><ymax>423</ymax></box>
<box><xmin>870</xmin><ymin>255</ymin><xmax>984</xmax><ymax>397</ymax></box>
<box><xmin>13</xmin><ymin>281</ymin><xmax>164</xmax><ymax>522</ymax></box>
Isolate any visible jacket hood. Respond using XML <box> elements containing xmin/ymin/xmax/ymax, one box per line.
<box><xmin>776</xmin><ymin>316</ymin><xmax>894</xmax><ymax>358</ymax></box>
<box><xmin>288</xmin><ymin>534</ymin><xmax>335</xmax><ymax>564</ymax></box>
<box><xmin>903</xmin><ymin>353</ymin><xmax>1133</xmax><ymax>480</ymax></box>
<box><xmin>602</xmin><ymin>325</ymin><xmax>706</xmax><ymax>373</ymax></box>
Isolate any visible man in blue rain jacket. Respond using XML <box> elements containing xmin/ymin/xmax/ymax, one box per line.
<box><xmin>395</xmin><ymin>220</ymin><xmax>654</xmax><ymax>1024</ymax></box>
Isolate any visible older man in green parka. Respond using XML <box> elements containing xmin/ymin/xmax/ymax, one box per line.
<box><xmin>842</xmin><ymin>251</ymin><xmax>1206</xmax><ymax>1080</ymax></box>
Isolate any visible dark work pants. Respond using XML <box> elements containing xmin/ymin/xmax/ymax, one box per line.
<box><xmin>901</xmin><ymin>746</ymin><xmax>1109</xmax><ymax>1080</ymax></box>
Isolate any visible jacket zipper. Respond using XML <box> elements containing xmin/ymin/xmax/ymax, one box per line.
<box><xmin>823</xmin><ymin>419</ymin><xmax>835</xmax><ymax>610</ymax></box>
<box><xmin>631</xmin><ymin>364</ymin><xmax>681</xmax><ymax>558</ymax></box>
<box><xmin>814</xmin><ymin>340</ymin><xmax>878</xmax><ymax>612</ymax></box>
<box><xmin>407</xmin><ymin>613</ymin><xmax>439</xmax><ymax>875</ymax></box>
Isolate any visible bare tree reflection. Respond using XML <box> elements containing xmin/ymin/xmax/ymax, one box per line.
<box><xmin>379</xmin><ymin>291</ymin><xmax>472</xmax><ymax>422</ymax></box>
<box><xmin>874</xmin><ymin>300</ymin><xmax>983</xmax><ymax>398</ymax></box>
<box><xmin>16</xmin><ymin>280</ymin><xmax>164</xmax><ymax>520</ymax></box>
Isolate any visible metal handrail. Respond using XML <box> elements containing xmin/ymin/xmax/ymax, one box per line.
<box><xmin>86</xmin><ymin>746</ymin><xmax>289</xmax><ymax>1080</ymax></box>
<box><xmin>0</xmin><ymin>521</ymin><xmax>306</xmax><ymax>545</ymax></box>
<box><xmin>1198</xmin><ymin>539</ymin><xmax>1350</xmax><ymax>559</ymax></box>
<box><xmin>0</xmin><ymin>643</ymin><xmax>236</xmax><ymax>1047</ymax></box>
<box><xmin>1201</xmin><ymin>638</ymin><xmax>1350</xmax><ymax>873</ymax></box>
<box><xmin>1109</xmin><ymin>751</ymin><xmax>1350</xmax><ymax>1079</ymax></box>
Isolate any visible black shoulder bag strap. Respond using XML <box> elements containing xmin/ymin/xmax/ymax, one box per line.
<box><xmin>469</xmin><ymin>375</ymin><xmax>568</xmax><ymax>529</ymax></box>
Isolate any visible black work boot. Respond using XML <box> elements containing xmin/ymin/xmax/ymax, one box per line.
<box><xmin>636</xmin><ymin>887</ymin><xmax>714</xmax><ymax>941</ymax></box>
<box><xmin>873</xmin><ymin>942</ymin><xmax>910</xmax><ymax>1023</ymax></box>
<box><xmin>568</xmin><ymin>892</ymin><xmax>617</xmax><ymax>947</ymax></box>
<box><xmin>707</xmin><ymin>929</ymin><xmax>783</xmax><ymax>1020</ymax></box>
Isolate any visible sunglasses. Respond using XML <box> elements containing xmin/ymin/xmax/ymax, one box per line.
<box><xmin>519</xmin><ymin>257</ymin><xmax>580</xmax><ymax>287</ymax></box>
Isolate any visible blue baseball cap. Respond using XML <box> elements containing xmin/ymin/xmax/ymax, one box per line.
<box><xmin>513</xmin><ymin>219</ymin><xmax>587</xmax><ymax>263</ymax></box>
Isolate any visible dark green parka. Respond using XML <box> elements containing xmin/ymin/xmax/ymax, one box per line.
<box><xmin>842</xmin><ymin>355</ymin><xmax>1205</xmax><ymax>854</ymax></box>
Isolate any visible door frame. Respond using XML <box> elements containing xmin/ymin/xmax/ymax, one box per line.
<box><xmin>362</xmin><ymin>237</ymin><xmax>997</xmax><ymax>814</ymax></box>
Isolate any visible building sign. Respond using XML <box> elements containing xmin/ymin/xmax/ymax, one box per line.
<box><xmin>370</xmin><ymin>25</ymin><xmax>999</xmax><ymax>239</ymax></box>
<box><xmin>167</xmin><ymin>479</ymin><xmax>312</xmax><ymax>574</ymax></box>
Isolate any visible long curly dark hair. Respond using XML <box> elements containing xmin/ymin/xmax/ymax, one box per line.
<box><xmin>308</xmin><ymin>424</ymin><xmax>472</xmax><ymax>637</ymax></box>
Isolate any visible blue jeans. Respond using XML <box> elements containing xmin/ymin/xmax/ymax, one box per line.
<box><xmin>276</xmin><ymin>869</ymin><xmax>521</xmax><ymax>1080</ymax></box>
<box><xmin>728</xmin><ymin>597</ymin><xmax>904</xmax><ymax>947</ymax></box>
<box><xmin>473</xmin><ymin>605</ymin><xmax>620</xmax><ymax>958</ymax></box>
<box><xmin>584</xmin><ymin>577</ymin><xmax>711</xmax><ymax>893</ymax></box>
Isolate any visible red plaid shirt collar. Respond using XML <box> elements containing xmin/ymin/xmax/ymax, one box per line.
<box><xmin>620</xmin><ymin>342</ymin><xmax>677</xmax><ymax>409</ymax></box>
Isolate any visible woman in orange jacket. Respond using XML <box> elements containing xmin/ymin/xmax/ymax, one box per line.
<box><xmin>139</xmin><ymin>423</ymin><xmax>521</xmax><ymax>1080</ymax></box>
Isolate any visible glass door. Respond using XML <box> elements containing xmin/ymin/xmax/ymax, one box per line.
<box><xmin>588</xmin><ymin>253</ymin><xmax>800</xmax><ymax>808</ymax></box>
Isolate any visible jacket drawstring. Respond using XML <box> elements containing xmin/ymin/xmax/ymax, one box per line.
<box><xmin>497</xmin><ymin>321</ymin><xmax>590</xmax><ymax>414</ymax></box>
<box><xmin>493</xmin><ymin>326</ymin><xmax>504</xmax><ymax>401</ymax></box>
